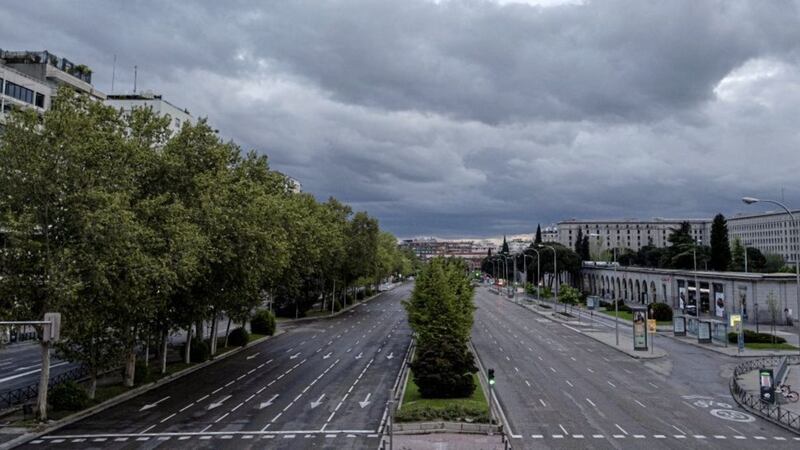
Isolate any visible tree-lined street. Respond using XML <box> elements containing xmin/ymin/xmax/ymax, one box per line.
<box><xmin>472</xmin><ymin>287</ymin><xmax>799</xmax><ymax>449</ymax></box>
<box><xmin>18</xmin><ymin>285</ymin><xmax>412</xmax><ymax>449</ymax></box>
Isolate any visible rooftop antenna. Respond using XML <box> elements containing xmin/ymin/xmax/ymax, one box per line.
<box><xmin>133</xmin><ymin>65</ymin><xmax>138</xmax><ymax>94</ymax></box>
<box><xmin>110</xmin><ymin>54</ymin><xmax>116</xmax><ymax>93</ymax></box>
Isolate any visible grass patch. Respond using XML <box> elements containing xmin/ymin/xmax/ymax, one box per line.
<box><xmin>395</xmin><ymin>371</ymin><xmax>490</xmax><ymax>423</ymax></box>
<box><xmin>744</xmin><ymin>342</ymin><xmax>798</xmax><ymax>350</ymax></box>
<box><xmin>598</xmin><ymin>310</ymin><xmax>670</xmax><ymax>325</ymax></box>
<box><xmin>248</xmin><ymin>333</ymin><xmax>267</xmax><ymax>343</ymax></box>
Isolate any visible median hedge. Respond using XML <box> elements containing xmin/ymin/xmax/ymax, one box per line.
<box><xmin>727</xmin><ymin>329</ymin><xmax>786</xmax><ymax>344</ymax></box>
<box><xmin>250</xmin><ymin>309</ymin><xmax>276</xmax><ymax>336</ymax></box>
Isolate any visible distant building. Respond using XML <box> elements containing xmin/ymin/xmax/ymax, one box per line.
<box><xmin>557</xmin><ymin>218</ymin><xmax>712</xmax><ymax>251</ymax></box>
<box><xmin>728</xmin><ymin>209</ymin><xmax>800</xmax><ymax>266</ymax></box>
<box><xmin>1</xmin><ymin>50</ymin><xmax>105</xmax><ymax>100</ymax></box>
<box><xmin>106</xmin><ymin>92</ymin><xmax>193</xmax><ymax>136</ymax></box>
<box><xmin>286</xmin><ymin>176</ymin><xmax>302</xmax><ymax>194</ymax></box>
<box><xmin>399</xmin><ymin>238</ymin><xmax>490</xmax><ymax>268</ymax></box>
<box><xmin>541</xmin><ymin>226</ymin><xmax>558</xmax><ymax>243</ymax></box>
<box><xmin>1</xmin><ymin>49</ymin><xmax>105</xmax><ymax>132</ymax></box>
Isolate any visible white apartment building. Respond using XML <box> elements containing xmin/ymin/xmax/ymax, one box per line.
<box><xmin>541</xmin><ymin>226</ymin><xmax>558</xmax><ymax>243</ymax></box>
<box><xmin>1</xmin><ymin>49</ymin><xmax>105</xmax><ymax>131</ymax></box>
<box><xmin>106</xmin><ymin>92</ymin><xmax>193</xmax><ymax>136</ymax></box>
<box><xmin>728</xmin><ymin>210</ymin><xmax>800</xmax><ymax>265</ymax></box>
<box><xmin>558</xmin><ymin>218</ymin><xmax>712</xmax><ymax>251</ymax></box>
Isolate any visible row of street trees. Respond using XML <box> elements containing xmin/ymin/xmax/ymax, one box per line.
<box><xmin>0</xmin><ymin>89</ymin><xmax>414</xmax><ymax>405</ymax></box>
<box><xmin>404</xmin><ymin>257</ymin><xmax>477</xmax><ymax>398</ymax></box>
<box><xmin>480</xmin><ymin>243</ymin><xmax>582</xmax><ymax>290</ymax></box>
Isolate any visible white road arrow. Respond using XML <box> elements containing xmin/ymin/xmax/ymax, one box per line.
<box><xmin>322</xmin><ymin>352</ymin><xmax>332</xmax><ymax>359</ymax></box>
<box><xmin>386</xmin><ymin>352</ymin><xmax>394</xmax><ymax>360</ymax></box>
<box><xmin>246</xmin><ymin>352</ymin><xmax>260</xmax><ymax>360</ymax></box>
<box><xmin>139</xmin><ymin>396</ymin><xmax>170</xmax><ymax>412</ymax></box>
<box><xmin>208</xmin><ymin>395</ymin><xmax>232</xmax><ymax>410</ymax></box>
<box><xmin>289</xmin><ymin>352</ymin><xmax>301</xmax><ymax>360</ymax></box>
<box><xmin>259</xmin><ymin>394</ymin><xmax>279</xmax><ymax>409</ymax></box>
<box><xmin>359</xmin><ymin>393</ymin><xmax>372</xmax><ymax>408</ymax></box>
<box><xmin>355</xmin><ymin>352</ymin><xmax>363</xmax><ymax>360</ymax></box>
<box><xmin>310</xmin><ymin>394</ymin><xmax>325</xmax><ymax>409</ymax></box>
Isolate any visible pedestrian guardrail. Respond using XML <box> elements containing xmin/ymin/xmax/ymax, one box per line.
<box><xmin>711</xmin><ymin>320</ymin><xmax>728</xmax><ymax>347</ymax></box>
<box><xmin>730</xmin><ymin>355</ymin><xmax>800</xmax><ymax>433</ymax></box>
<box><xmin>687</xmin><ymin>317</ymin><xmax>699</xmax><ymax>336</ymax></box>
<box><xmin>0</xmin><ymin>364</ymin><xmax>89</xmax><ymax>409</ymax></box>
<box><xmin>776</xmin><ymin>357</ymin><xmax>790</xmax><ymax>385</ymax></box>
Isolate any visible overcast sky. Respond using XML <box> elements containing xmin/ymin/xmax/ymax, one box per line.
<box><xmin>3</xmin><ymin>0</ymin><xmax>800</xmax><ymax>239</ymax></box>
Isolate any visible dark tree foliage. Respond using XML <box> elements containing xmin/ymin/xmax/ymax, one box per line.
<box><xmin>501</xmin><ymin>235</ymin><xmax>509</xmax><ymax>255</ymax></box>
<box><xmin>580</xmin><ymin>235</ymin><xmax>590</xmax><ymax>261</ymax></box>
<box><xmin>534</xmin><ymin>224</ymin><xmax>542</xmax><ymax>244</ymax></box>
<box><xmin>710</xmin><ymin>213</ymin><xmax>731</xmax><ymax>271</ymax></box>
<box><xmin>574</xmin><ymin>229</ymin><xmax>584</xmax><ymax>257</ymax></box>
<box><xmin>410</xmin><ymin>335</ymin><xmax>477</xmax><ymax>398</ymax></box>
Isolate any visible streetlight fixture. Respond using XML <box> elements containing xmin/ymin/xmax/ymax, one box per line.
<box><xmin>742</xmin><ymin>196</ymin><xmax>800</xmax><ymax>355</ymax></box>
<box><xmin>522</xmin><ymin>252</ymin><xmax>536</xmax><ymax>303</ymax></box>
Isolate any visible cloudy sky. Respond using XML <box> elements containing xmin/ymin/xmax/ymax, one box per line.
<box><xmin>3</xmin><ymin>0</ymin><xmax>800</xmax><ymax>239</ymax></box>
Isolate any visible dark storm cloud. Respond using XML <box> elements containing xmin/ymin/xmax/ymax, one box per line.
<box><xmin>2</xmin><ymin>0</ymin><xmax>800</xmax><ymax>238</ymax></box>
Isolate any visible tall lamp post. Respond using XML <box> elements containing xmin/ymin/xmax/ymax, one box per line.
<box><xmin>742</xmin><ymin>196</ymin><xmax>800</xmax><ymax>355</ymax></box>
<box><xmin>537</xmin><ymin>244</ymin><xmax>558</xmax><ymax>308</ymax></box>
<box><xmin>693</xmin><ymin>238</ymin><xmax>701</xmax><ymax>316</ymax></box>
<box><xmin>522</xmin><ymin>252</ymin><xmax>535</xmax><ymax>301</ymax></box>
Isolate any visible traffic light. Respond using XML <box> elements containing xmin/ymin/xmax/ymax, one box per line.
<box><xmin>488</xmin><ymin>368</ymin><xmax>495</xmax><ymax>386</ymax></box>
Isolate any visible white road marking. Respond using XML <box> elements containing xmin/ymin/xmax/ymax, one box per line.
<box><xmin>539</xmin><ymin>399</ymin><xmax>546</xmax><ymax>407</ymax></box>
<box><xmin>159</xmin><ymin>413</ymin><xmax>176</xmax><ymax>423</ymax></box>
<box><xmin>607</xmin><ymin>381</ymin><xmax>616</xmax><ymax>388</ymax></box>
<box><xmin>615</xmin><ymin>424</ymin><xmax>628</xmax><ymax>435</ymax></box>
<box><xmin>565</xmin><ymin>380</ymin><xmax>574</xmax><ymax>387</ymax></box>
<box><xmin>634</xmin><ymin>399</ymin><xmax>646</xmax><ymax>408</ymax></box>
<box><xmin>525</xmin><ymin>380</ymin><xmax>531</xmax><ymax>387</ymax></box>
<box><xmin>586</xmin><ymin>398</ymin><xmax>596</xmax><ymax>407</ymax></box>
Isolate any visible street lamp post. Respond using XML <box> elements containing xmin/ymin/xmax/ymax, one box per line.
<box><xmin>522</xmin><ymin>253</ymin><xmax>534</xmax><ymax>301</ymax></box>
<box><xmin>528</xmin><ymin>248</ymin><xmax>542</xmax><ymax>304</ymax></box>
<box><xmin>743</xmin><ymin>196</ymin><xmax>800</xmax><ymax>355</ymax></box>
<box><xmin>613</xmin><ymin>247</ymin><xmax>619</xmax><ymax>346</ymax></box>
<box><xmin>693</xmin><ymin>238</ymin><xmax>701</xmax><ymax>316</ymax></box>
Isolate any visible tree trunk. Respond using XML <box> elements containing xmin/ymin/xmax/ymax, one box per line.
<box><xmin>88</xmin><ymin>368</ymin><xmax>97</xmax><ymax>400</ymax></box>
<box><xmin>161</xmin><ymin>329</ymin><xmax>168</xmax><ymax>374</ymax></box>
<box><xmin>144</xmin><ymin>333</ymin><xmax>150</xmax><ymax>368</ymax></box>
<box><xmin>223</xmin><ymin>317</ymin><xmax>232</xmax><ymax>348</ymax></box>
<box><xmin>184</xmin><ymin>326</ymin><xmax>192</xmax><ymax>364</ymax></box>
<box><xmin>196</xmin><ymin>320</ymin><xmax>205</xmax><ymax>341</ymax></box>
<box><xmin>209</xmin><ymin>312</ymin><xmax>218</xmax><ymax>357</ymax></box>
<box><xmin>123</xmin><ymin>345</ymin><xmax>136</xmax><ymax>387</ymax></box>
<box><xmin>36</xmin><ymin>341</ymin><xmax>50</xmax><ymax>421</ymax></box>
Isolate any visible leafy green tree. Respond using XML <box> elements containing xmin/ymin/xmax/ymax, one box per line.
<box><xmin>558</xmin><ymin>284</ymin><xmax>581</xmax><ymax>305</ymax></box>
<box><xmin>580</xmin><ymin>235</ymin><xmax>590</xmax><ymax>261</ymax></box>
<box><xmin>404</xmin><ymin>257</ymin><xmax>476</xmax><ymax>398</ymax></box>
<box><xmin>730</xmin><ymin>237</ymin><xmax>745</xmax><ymax>271</ymax></box>
<box><xmin>710</xmin><ymin>213</ymin><xmax>731</xmax><ymax>271</ymax></box>
<box><xmin>746</xmin><ymin>247</ymin><xmax>767</xmax><ymax>272</ymax></box>
<box><xmin>764</xmin><ymin>253</ymin><xmax>786</xmax><ymax>273</ymax></box>
<box><xmin>574</xmin><ymin>229</ymin><xmax>584</xmax><ymax>257</ymax></box>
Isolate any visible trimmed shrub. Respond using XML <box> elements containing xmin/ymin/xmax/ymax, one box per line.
<box><xmin>727</xmin><ymin>329</ymin><xmax>786</xmax><ymax>344</ymax></box>
<box><xmin>356</xmin><ymin>290</ymin><xmax>365</xmax><ymax>300</ymax></box>
<box><xmin>411</xmin><ymin>337</ymin><xmax>477</xmax><ymax>398</ymax></box>
<box><xmin>333</xmin><ymin>300</ymin><xmax>343</xmax><ymax>312</ymax></box>
<box><xmin>650</xmin><ymin>303</ymin><xmax>673</xmax><ymax>322</ymax></box>
<box><xmin>395</xmin><ymin>403</ymin><xmax>490</xmax><ymax>423</ymax></box>
<box><xmin>250</xmin><ymin>309</ymin><xmax>276</xmax><ymax>336</ymax></box>
<box><xmin>50</xmin><ymin>381</ymin><xmax>90</xmax><ymax>411</ymax></box>
<box><xmin>228</xmin><ymin>327</ymin><xmax>250</xmax><ymax>347</ymax></box>
<box><xmin>185</xmin><ymin>338</ymin><xmax>209</xmax><ymax>363</ymax></box>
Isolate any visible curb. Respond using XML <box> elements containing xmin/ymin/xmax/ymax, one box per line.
<box><xmin>660</xmin><ymin>333</ymin><xmax>799</xmax><ymax>358</ymax></box>
<box><xmin>1</xmin><ymin>330</ymin><xmax>285</xmax><ymax>450</ymax></box>
<box><xmin>468</xmin><ymin>341</ymin><xmax>516</xmax><ymax>438</ymax></box>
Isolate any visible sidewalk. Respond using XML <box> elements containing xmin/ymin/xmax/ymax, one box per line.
<box><xmin>663</xmin><ymin>333</ymin><xmax>800</xmax><ymax>358</ymax></box>
<box><xmin>737</xmin><ymin>364</ymin><xmax>800</xmax><ymax>416</ymax></box>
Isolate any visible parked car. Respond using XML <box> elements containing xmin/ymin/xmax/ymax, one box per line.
<box><xmin>685</xmin><ymin>304</ymin><xmax>697</xmax><ymax>316</ymax></box>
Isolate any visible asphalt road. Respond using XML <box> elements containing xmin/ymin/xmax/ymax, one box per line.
<box><xmin>0</xmin><ymin>343</ymin><xmax>80</xmax><ymax>403</ymax></box>
<box><xmin>20</xmin><ymin>284</ymin><xmax>412</xmax><ymax>449</ymax></box>
<box><xmin>472</xmin><ymin>286</ymin><xmax>800</xmax><ymax>449</ymax></box>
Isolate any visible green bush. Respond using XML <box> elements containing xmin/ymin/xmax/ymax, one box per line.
<box><xmin>250</xmin><ymin>309</ymin><xmax>276</xmax><ymax>336</ymax></box>
<box><xmin>185</xmin><ymin>338</ymin><xmax>209</xmax><ymax>363</ymax></box>
<box><xmin>727</xmin><ymin>329</ymin><xmax>786</xmax><ymax>344</ymax></box>
<box><xmin>650</xmin><ymin>303</ymin><xmax>673</xmax><ymax>321</ymax></box>
<box><xmin>356</xmin><ymin>290</ymin><xmax>365</xmax><ymax>300</ymax></box>
<box><xmin>333</xmin><ymin>300</ymin><xmax>343</xmax><ymax>312</ymax></box>
<box><xmin>50</xmin><ymin>381</ymin><xmax>90</xmax><ymax>411</ymax></box>
<box><xmin>134</xmin><ymin>361</ymin><xmax>151</xmax><ymax>385</ymax></box>
<box><xmin>228</xmin><ymin>327</ymin><xmax>250</xmax><ymax>347</ymax></box>
<box><xmin>411</xmin><ymin>337</ymin><xmax>477</xmax><ymax>398</ymax></box>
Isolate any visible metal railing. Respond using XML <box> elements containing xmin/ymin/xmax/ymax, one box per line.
<box><xmin>729</xmin><ymin>356</ymin><xmax>800</xmax><ymax>433</ymax></box>
<box><xmin>0</xmin><ymin>364</ymin><xmax>89</xmax><ymax>409</ymax></box>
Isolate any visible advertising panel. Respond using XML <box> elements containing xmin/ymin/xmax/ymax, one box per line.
<box><xmin>633</xmin><ymin>309</ymin><xmax>648</xmax><ymax>350</ymax></box>
<box><xmin>714</xmin><ymin>284</ymin><xmax>725</xmax><ymax>318</ymax></box>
